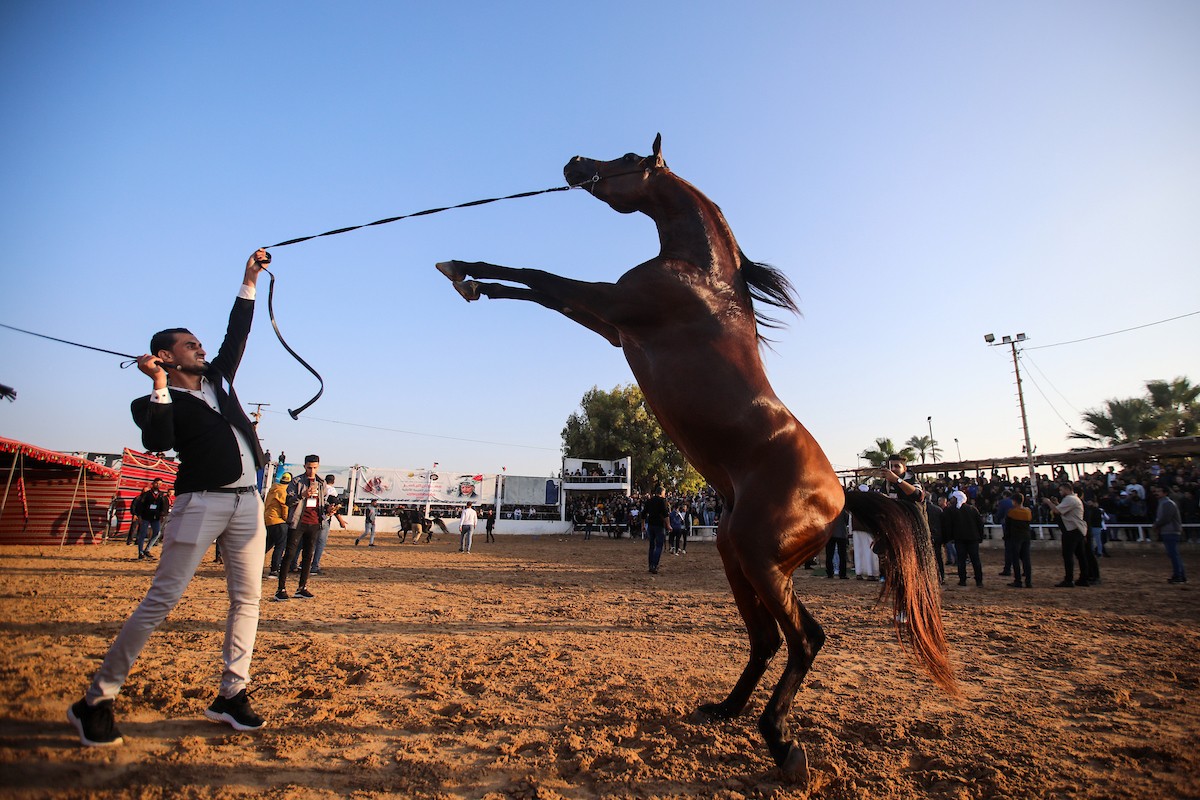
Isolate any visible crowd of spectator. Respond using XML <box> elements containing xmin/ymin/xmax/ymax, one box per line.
<box><xmin>857</xmin><ymin>460</ymin><xmax>1198</xmax><ymax>541</ymax></box>
<box><xmin>565</xmin><ymin>487</ymin><xmax>725</xmax><ymax>537</ymax></box>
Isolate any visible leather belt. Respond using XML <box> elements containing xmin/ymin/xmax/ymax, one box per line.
<box><xmin>208</xmin><ymin>486</ymin><xmax>259</xmax><ymax>494</ymax></box>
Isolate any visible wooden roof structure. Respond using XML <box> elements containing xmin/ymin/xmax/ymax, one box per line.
<box><xmin>837</xmin><ymin>436</ymin><xmax>1200</xmax><ymax>479</ymax></box>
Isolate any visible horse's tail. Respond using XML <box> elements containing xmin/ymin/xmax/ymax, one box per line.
<box><xmin>843</xmin><ymin>489</ymin><xmax>958</xmax><ymax>695</ymax></box>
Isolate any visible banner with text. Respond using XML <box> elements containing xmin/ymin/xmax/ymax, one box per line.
<box><xmin>354</xmin><ymin>468</ymin><xmax>498</xmax><ymax>505</ymax></box>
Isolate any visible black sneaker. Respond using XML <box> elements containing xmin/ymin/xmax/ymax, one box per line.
<box><xmin>272</xmin><ymin>589</ymin><xmax>289</xmax><ymax>602</ymax></box>
<box><xmin>67</xmin><ymin>698</ymin><xmax>124</xmax><ymax>747</ymax></box>
<box><xmin>204</xmin><ymin>689</ymin><xmax>264</xmax><ymax>731</ymax></box>
<box><xmin>295</xmin><ymin>587</ymin><xmax>314</xmax><ymax>599</ymax></box>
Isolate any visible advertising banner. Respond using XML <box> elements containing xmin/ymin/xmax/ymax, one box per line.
<box><xmin>354</xmin><ymin>468</ymin><xmax>497</xmax><ymax>505</ymax></box>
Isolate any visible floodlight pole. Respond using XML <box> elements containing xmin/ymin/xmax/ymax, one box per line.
<box><xmin>985</xmin><ymin>333</ymin><xmax>1038</xmax><ymax>507</ymax></box>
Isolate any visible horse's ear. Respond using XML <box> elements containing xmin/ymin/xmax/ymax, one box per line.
<box><xmin>651</xmin><ymin>133</ymin><xmax>666</xmax><ymax>168</ymax></box>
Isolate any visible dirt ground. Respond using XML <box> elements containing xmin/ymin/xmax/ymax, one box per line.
<box><xmin>0</xmin><ymin>531</ymin><xmax>1197</xmax><ymax>800</ymax></box>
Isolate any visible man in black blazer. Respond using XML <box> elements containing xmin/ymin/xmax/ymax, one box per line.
<box><xmin>68</xmin><ymin>249</ymin><xmax>272</xmax><ymax>747</ymax></box>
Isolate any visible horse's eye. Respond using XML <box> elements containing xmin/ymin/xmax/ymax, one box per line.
<box><xmin>623</xmin><ymin>153</ymin><xmax>639</xmax><ymax>162</ymax></box>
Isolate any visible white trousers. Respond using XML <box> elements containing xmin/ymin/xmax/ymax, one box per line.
<box><xmin>852</xmin><ymin>530</ymin><xmax>880</xmax><ymax>577</ymax></box>
<box><xmin>87</xmin><ymin>490</ymin><xmax>266</xmax><ymax>703</ymax></box>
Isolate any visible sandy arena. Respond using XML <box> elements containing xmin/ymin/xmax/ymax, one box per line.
<box><xmin>1</xmin><ymin>531</ymin><xmax>1197</xmax><ymax>799</ymax></box>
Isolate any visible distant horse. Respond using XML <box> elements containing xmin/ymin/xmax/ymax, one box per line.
<box><xmin>437</xmin><ymin>136</ymin><xmax>955</xmax><ymax>776</ymax></box>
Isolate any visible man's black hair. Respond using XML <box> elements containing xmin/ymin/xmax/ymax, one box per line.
<box><xmin>150</xmin><ymin>328</ymin><xmax>192</xmax><ymax>355</ymax></box>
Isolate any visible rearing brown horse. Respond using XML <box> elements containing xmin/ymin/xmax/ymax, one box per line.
<box><xmin>437</xmin><ymin>135</ymin><xmax>955</xmax><ymax>776</ymax></box>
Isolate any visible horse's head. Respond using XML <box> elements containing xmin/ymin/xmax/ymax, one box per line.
<box><xmin>564</xmin><ymin>134</ymin><xmax>668</xmax><ymax>214</ymax></box>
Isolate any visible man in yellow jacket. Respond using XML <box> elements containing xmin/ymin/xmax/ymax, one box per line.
<box><xmin>264</xmin><ymin>473</ymin><xmax>291</xmax><ymax>577</ymax></box>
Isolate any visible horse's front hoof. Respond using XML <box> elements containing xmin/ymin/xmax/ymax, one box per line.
<box><xmin>691</xmin><ymin>702</ymin><xmax>734</xmax><ymax>723</ymax></box>
<box><xmin>436</xmin><ymin>261</ymin><xmax>466</xmax><ymax>281</ymax></box>
<box><xmin>453</xmin><ymin>280</ymin><xmax>481</xmax><ymax>302</ymax></box>
<box><xmin>781</xmin><ymin>741</ymin><xmax>809</xmax><ymax>782</ymax></box>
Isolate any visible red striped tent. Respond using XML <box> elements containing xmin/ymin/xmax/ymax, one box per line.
<box><xmin>111</xmin><ymin>449</ymin><xmax>178</xmax><ymax>539</ymax></box>
<box><xmin>0</xmin><ymin>437</ymin><xmax>120</xmax><ymax>546</ymax></box>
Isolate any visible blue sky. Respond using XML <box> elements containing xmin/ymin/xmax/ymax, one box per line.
<box><xmin>2</xmin><ymin>1</ymin><xmax>1197</xmax><ymax>477</ymax></box>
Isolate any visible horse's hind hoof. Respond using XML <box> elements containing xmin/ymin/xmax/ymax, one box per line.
<box><xmin>453</xmin><ymin>280</ymin><xmax>481</xmax><ymax>302</ymax></box>
<box><xmin>436</xmin><ymin>261</ymin><xmax>466</xmax><ymax>281</ymax></box>
<box><xmin>691</xmin><ymin>702</ymin><xmax>734</xmax><ymax>723</ymax></box>
<box><xmin>781</xmin><ymin>742</ymin><xmax>809</xmax><ymax>782</ymax></box>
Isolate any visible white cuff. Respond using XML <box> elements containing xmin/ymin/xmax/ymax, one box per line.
<box><xmin>238</xmin><ymin>283</ymin><xmax>256</xmax><ymax>301</ymax></box>
<box><xmin>150</xmin><ymin>388</ymin><xmax>172</xmax><ymax>404</ymax></box>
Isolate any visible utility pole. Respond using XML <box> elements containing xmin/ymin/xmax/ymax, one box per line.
<box><xmin>248</xmin><ymin>402</ymin><xmax>270</xmax><ymax>429</ymax></box>
<box><xmin>984</xmin><ymin>333</ymin><xmax>1038</xmax><ymax>507</ymax></box>
<box><xmin>926</xmin><ymin>415</ymin><xmax>934</xmax><ymax>463</ymax></box>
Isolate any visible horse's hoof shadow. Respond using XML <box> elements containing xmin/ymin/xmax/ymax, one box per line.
<box><xmin>436</xmin><ymin>261</ymin><xmax>466</xmax><ymax>281</ymax></box>
<box><xmin>452</xmin><ymin>280</ymin><xmax>480</xmax><ymax>302</ymax></box>
<box><xmin>781</xmin><ymin>741</ymin><xmax>809</xmax><ymax>783</ymax></box>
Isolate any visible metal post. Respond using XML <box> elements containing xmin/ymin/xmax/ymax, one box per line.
<box><xmin>1009</xmin><ymin>341</ymin><xmax>1039</xmax><ymax>508</ymax></box>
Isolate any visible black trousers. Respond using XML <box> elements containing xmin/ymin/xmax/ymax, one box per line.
<box><xmin>1080</xmin><ymin>531</ymin><xmax>1100</xmax><ymax>584</ymax></box>
<box><xmin>1061</xmin><ymin>530</ymin><xmax>1086</xmax><ymax>583</ymax></box>
<box><xmin>1006</xmin><ymin>539</ymin><xmax>1031</xmax><ymax>585</ymax></box>
<box><xmin>264</xmin><ymin>522</ymin><xmax>288</xmax><ymax>574</ymax></box>
<box><xmin>825</xmin><ymin>538</ymin><xmax>847</xmax><ymax>577</ymax></box>
<box><xmin>957</xmin><ymin>540</ymin><xmax>982</xmax><ymax>585</ymax></box>
<box><xmin>279</xmin><ymin>523</ymin><xmax>319</xmax><ymax>592</ymax></box>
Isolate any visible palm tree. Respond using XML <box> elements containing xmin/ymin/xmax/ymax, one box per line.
<box><xmin>1145</xmin><ymin>377</ymin><xmax>1200</xmax><ymax>438</ymax></box>
<box><xmin>1069</xmin><ymin>398</ymin><xmax>1161</xmax><ymax>447</ymax></box>
<box><xmin>860</xmin><ymin>437</ymin><xmax>917</xmax><ymax>467</ymax></box>
<box><xmin>905</xmin><ymin>434</ymin><xmax>943</xmax><ymax>464</ymax></box>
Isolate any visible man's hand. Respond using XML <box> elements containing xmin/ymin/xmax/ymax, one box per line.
<box><xmin>244</xmin><ymin>248</ymin><xmax>271</xmax><ymax>286</ymax></box>
<box><xmin>136</xmin><ymin>354</ymin><xmax>169</xmax><ymax>390</ymax></box>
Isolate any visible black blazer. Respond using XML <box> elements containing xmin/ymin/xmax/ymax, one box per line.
<box><xmin>130</xmin><ymin>294</ymin><xmax>265</xmax><ymax>495</ymax></box>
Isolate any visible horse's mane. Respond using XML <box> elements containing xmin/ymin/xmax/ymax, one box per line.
<box><xmin>739</xmin><ymin>249</ymin><xmax>799</xmax><ymax>342</ymax></box>
<box><xmin>671</xmin><ymin>175</ymin><xmax>799</xmax><ymax>343</ymax></box>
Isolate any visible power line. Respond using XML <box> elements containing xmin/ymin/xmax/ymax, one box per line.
<box><xmin>1025</xmin><ymin>310</ymin><xmax>1200</xmax><ymax>351</ymax></box>
<box><xmin>1017</xmin><ymin>353</ymin><xmax>1085</xmax><ymax>435</ymax></box>
<box><xmin>1021</xmin><ymin>351</ymin><xmax>1082</xmax><ymax>416</ymax></box>
<box><xmin>262</xmin><ymin>409</ymin><xmax>560</xmax><ymax>451</ymax></box>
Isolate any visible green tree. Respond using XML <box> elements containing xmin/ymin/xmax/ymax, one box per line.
<box><xmin>1145</xmin><ymin>377</ymin><xmax>1200</xmax><ymax>438</ymax></box>
<box><xmin>1069</xmin><ymin>397</ymin><xmax>1161</xmax><ymax>447</ymax></box>
<box><xmin>561</xmin><ymin>384</ymin><xmax>704</xmax><ymax>494</ymax></box>
<box><xmin>905</xmin><ymin>434</ymin><xmax>942</xmax><ymax>464</ymax></box>
<box><xmin>860</xmin><ymin>437</ymin><xmax>916</xmax><ymax>467</ymax></box>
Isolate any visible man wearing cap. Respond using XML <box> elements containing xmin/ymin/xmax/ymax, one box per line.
<box><xmin>68</xmin><ymin>249</ymin><xmax>271</xmax><ymax>748</ymax></box>
<box><xmin>276</xmin><ymin>455</ymin><xmax>326</xmax><ymax>601</ymax></box>
<box><xmin>264</xmin><ymin>472</ymin><xmax>291</xmax><ymax>576</ymax></box>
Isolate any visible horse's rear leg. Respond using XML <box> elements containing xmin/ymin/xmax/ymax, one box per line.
<box><xmin>747</xmin><ymin>564</ymin><xmax>826</xmax><ymax>776</ymax></box>
<box><xmin>695</xmin><ymin>540</ymin><xmax>782</xmax><ymax>721</ymax></box>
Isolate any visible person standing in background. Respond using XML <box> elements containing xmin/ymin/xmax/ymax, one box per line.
<box><xmin>355</xmin><ymin>499</ymin><xmax>378</xmax><ymax>547</ymax></box>
<box><xmin>458</xmin><ymin>501</ymin><xmax>478</xmax><ymax>553</ymax></box>
<box><xmin>263</xmin><ymin>473</ymin><xmax>290</xmax><ymax>576</ymax></box>
<box><xmin>1152</xmin><ymin>485</ymin><xmax>1185</xmax><ymax>584</ymax></box>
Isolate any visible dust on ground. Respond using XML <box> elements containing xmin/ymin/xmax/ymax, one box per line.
<box><xmin>1</xmin><ymin>532</ymin><xmax>1197</xmax><ymax>799</ymax></box>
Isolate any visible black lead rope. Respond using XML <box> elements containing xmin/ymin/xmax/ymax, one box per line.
<box><xmin>260</xmin><ymin>265</ymin><xmax>323</xmax><ymax>419</ymax></box>
<box><xmin>0</xmin><ymin>322</ymin><xmax>145</xmax><ymax>368</ymax></box>
<box><xmin>1</xmin><ymin>177</ymin><xmax>608</xmax><ymax>419</ymax></box>
<box><xmin>263</xmin><ymin>181</ymin><xmax>592</xmax><ymax>249</ymax></box>
<box><xmin>256</xmin><ymin>178</ymin><xmax>597</xmax><ymax>417</ymax></box>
